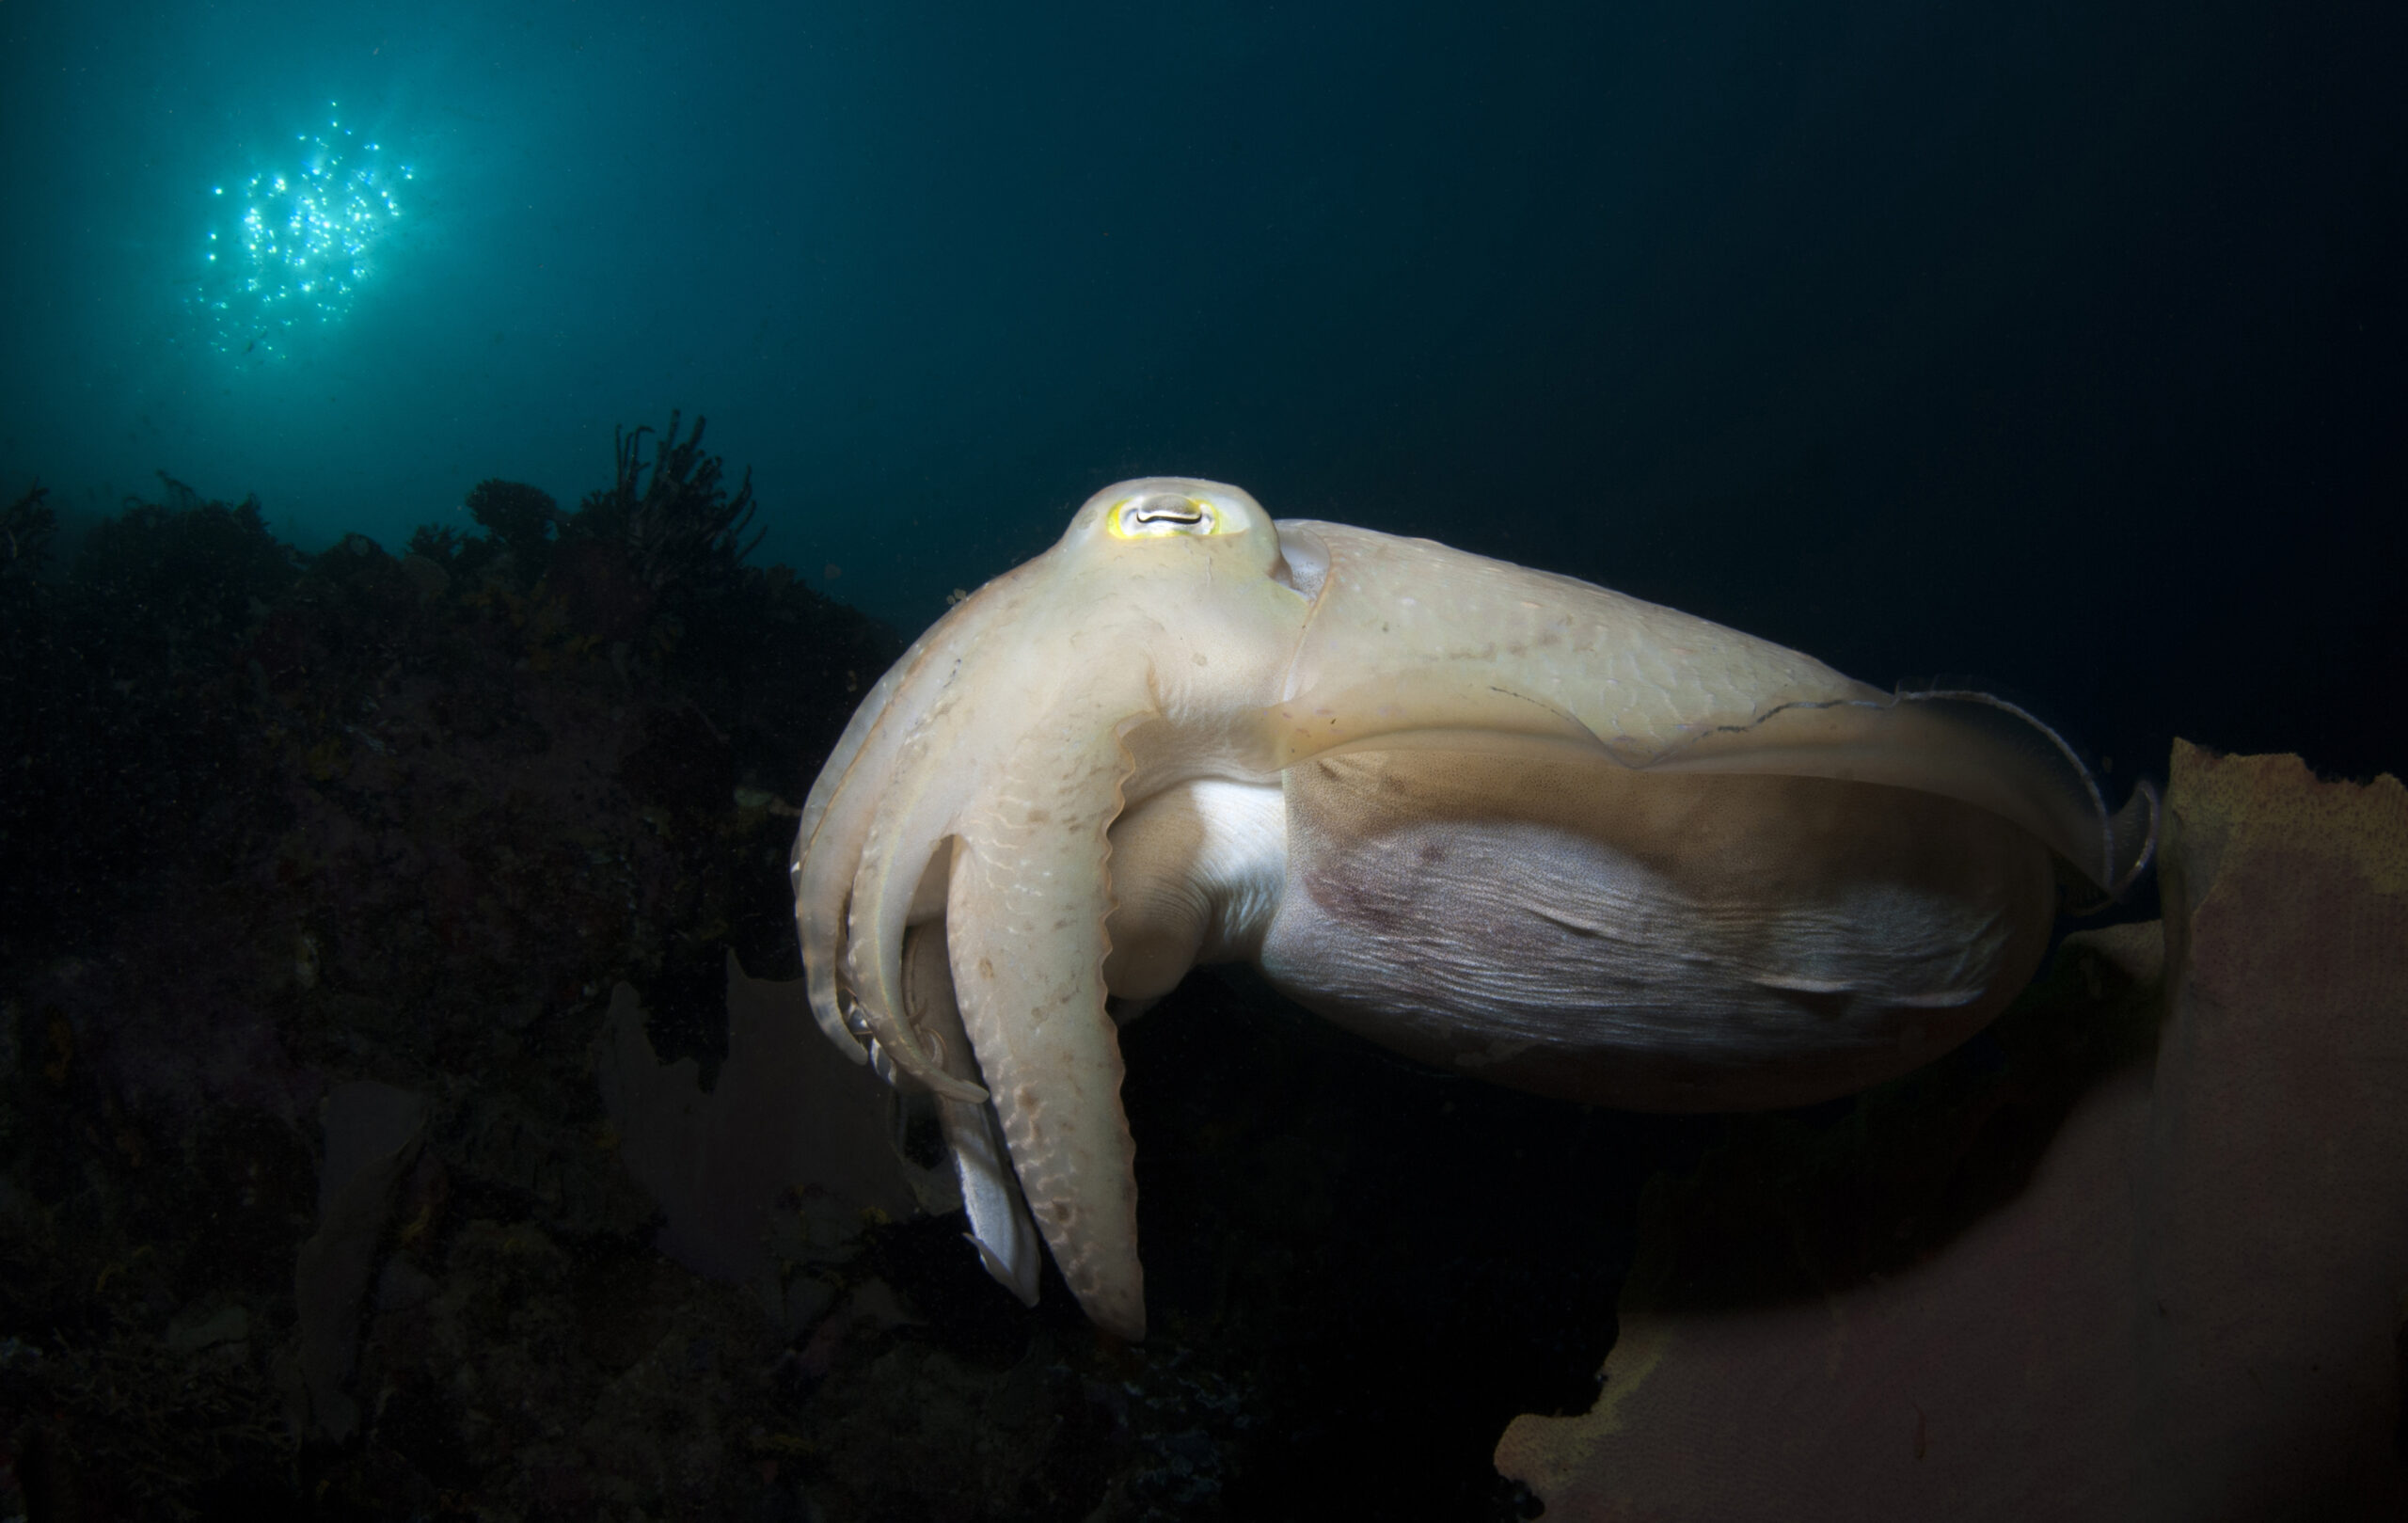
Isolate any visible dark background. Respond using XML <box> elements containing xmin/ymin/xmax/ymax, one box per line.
<box><xmin>1</xmin><ymin>3</ymin><xmax>2402</xmax><ymax>1515</ymax></box>
<box><xmin>2</xmin><ymin>0</ymin><xmax>2400</xmax><ymax>771</ymax></box>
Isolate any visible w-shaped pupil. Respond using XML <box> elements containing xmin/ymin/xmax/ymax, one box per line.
<box><xmin>1133</xmin><ymin>494</ymin><xmax>1203</xmax><ymax>524</ymax></box>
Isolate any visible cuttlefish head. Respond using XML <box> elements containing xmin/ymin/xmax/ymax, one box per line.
<box><xmin>791</xmin><ymin>478</ymin><xmax>1314</xmax><ymax>1339</ymax></box>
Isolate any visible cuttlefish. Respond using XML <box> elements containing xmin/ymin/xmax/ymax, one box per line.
<box><xmin>792</xmin><ymin>479</ymin><xmax>2156</xmax><ymax>1340</ymax></box>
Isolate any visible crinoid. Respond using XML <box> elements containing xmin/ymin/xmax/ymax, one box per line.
<box><xmin>3</xmin><ymin>480</ymin><xmax>55</xmax><ymax>579</ymax></box>
<box><xmin>582</xmin><ymin>411</ymin><xmax>764</xmax><ymax>595</ymax></box>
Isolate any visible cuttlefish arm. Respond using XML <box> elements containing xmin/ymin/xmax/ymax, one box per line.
<box><xmin>795</xmin><ymin>479</ymin><xmax>2152</xmax><ymax>1340</ymax></box>
<box><xmin>792</xmin><ymin>554</ymin><xmax>1058</xmax><ymax>1074</ymax></box>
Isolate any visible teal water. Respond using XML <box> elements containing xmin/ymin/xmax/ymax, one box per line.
<box><xmin>3</xmin><ymin>0</ymin><xmax>2399</xmax><ymax>781</ymax></box>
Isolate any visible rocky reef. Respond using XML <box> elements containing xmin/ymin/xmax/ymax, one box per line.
<box><xmin>0</xmin><ymin>438</ymin><xmax>1682</xmax><ymax>1521</ymax></box>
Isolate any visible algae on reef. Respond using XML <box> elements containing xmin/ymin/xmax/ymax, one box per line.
<box><xmin>0</xmin><ymin>434</ymin><xmax>917</xmax><ymax>1516</ymax></box>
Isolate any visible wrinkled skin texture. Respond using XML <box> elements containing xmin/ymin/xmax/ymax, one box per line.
<box><xmin>793</xmin><ymin>479</ymin><xmax>2155</xmax><ymax>1339</ymax></box>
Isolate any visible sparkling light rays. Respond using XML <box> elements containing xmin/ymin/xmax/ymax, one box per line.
<box><xmin>194</xmin><ymin>104</ymin><xmax>411</xmax><ymax>359</ymax></box>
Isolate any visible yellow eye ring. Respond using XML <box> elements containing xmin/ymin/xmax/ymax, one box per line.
<box><xmin>1108</xmin><ymin>493</ymin><xmax>1222</xmax><ymax>539</ymax></box>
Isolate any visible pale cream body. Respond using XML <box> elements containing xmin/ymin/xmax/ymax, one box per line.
<box><xmin>794</xmin><ymin>479</ymin><xmax>2154</xmax><ymax>1340</ymax></box>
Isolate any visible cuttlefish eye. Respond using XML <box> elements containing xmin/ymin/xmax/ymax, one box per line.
<box><xmin>1112</xmin><ymin>492</ymin><xmax>1223</xmax><ymax>538</ymax></box>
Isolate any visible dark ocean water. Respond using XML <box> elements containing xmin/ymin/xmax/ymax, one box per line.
<box><xmin>1</xmin><ymin>2</ymin><xmax>2402</xmax><ymax>1517</ymax></box>
<box><xmin>2</xmin><ymin>0</ymin><xmax>2400</xmax><ymax>779</ymax></box>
